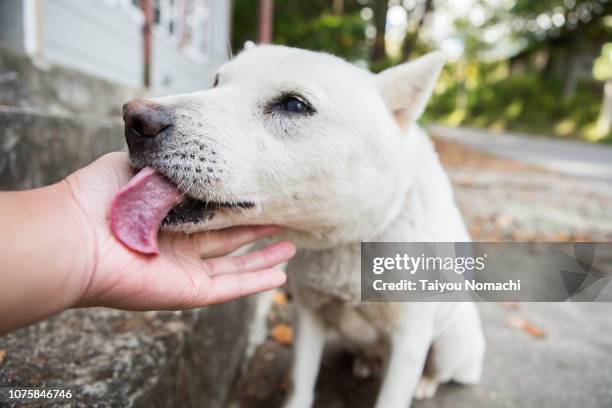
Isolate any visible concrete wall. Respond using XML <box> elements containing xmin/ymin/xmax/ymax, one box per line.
<box><xmin>0</xmin><ymin>45</ymin><xmax>138</xmax><ymax>117</ymax></box>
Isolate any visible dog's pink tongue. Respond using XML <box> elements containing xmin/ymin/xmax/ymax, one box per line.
<box><xmin>111</xmin><ymin>167</ymin><xmax>183</xmax><ymax>255</ymax></box>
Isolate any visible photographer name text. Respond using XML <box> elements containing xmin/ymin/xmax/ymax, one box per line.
<box><xmin>372</xmin><ymin>279</ymin><xmax>521</xmax><ymax>292</ymax></box>
<box><xmin>371</xmin><ymin>254</ymin><xmax>520</xmax><ymax>293</ymax></box>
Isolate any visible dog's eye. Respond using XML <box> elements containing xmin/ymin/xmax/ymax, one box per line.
<box><xmin>213</xmin><ymin>74</ymin><xmax>219</xmax><ymax>88</ymax></box>
<box><xmin>282</xmin><ymin>97</ymin><xmax>307</xmax><ymax>113</ymax></box>
<box><xmin>279</xmin><ymin>96</ymin><xmax>312</xmax><ymax>114</ymax></box>
<box><xmin>266</xmin><ymin>93</ymin><xmax>315</xmax><ymax>116</ymax></box>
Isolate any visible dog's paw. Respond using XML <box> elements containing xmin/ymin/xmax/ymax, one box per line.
<box><xmin>414</xmin><ymin>376</ymin><xmax>439</xmax><ymax>400</ymax></box>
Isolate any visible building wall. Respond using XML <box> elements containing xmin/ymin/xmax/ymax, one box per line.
<box><xmin>0</xmin><ymin>0</ymin><xmax>25</xmax><ymax>54</ymax></box>
<box><xmin>42</xmin><ymin>0</ymin><xmax>143</xmax><ymax>89</ymax></box>
<box><xmin>39</xmin><ymin>0</ymin><xmax>230</xmax><ymax>94</ymax></box>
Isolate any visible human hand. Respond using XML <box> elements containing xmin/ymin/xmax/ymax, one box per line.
<box><xmin>62</xmin><ymin>152</ymin><xmax>296</xmax><ymax>310</ymax></box>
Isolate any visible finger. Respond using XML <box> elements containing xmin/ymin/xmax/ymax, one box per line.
<box><xmin>206</xmin><ymin>240</ymin><xmax>296</xmax><ymax>276</ymax></box>
<box><xmin>90</xmin><ymin>152</ymin><xmax>133</xmax><ymax>187</ymax></box>
<box><xmin>204</xmin><ymin>268</ymin><xmax>287</xmax><ymax>304</ymax></box>
<box><xmin>163</xmin><ymin>225</ymin><xmax>283</xmax><ymax>258</ymax></box>
<box><xmin>198</xmin><ymin>225</ymin><xmax>284</xmax><ymax>257</ymax></box>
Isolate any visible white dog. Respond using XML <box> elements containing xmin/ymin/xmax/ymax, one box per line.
<box><xmin>121</xmin><ymin>45</ymin><xmax>485</xmax><ymax>408</ymax></box>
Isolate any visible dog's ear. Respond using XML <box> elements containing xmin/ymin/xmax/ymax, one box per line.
<box><xmin>376</xmin><ymin>51</ymin><xmax>445</xmax><ymax>128</ymax></box>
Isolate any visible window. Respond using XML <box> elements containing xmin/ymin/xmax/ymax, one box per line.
<box><xmin>183</xmin><ymin>0</ymin><xmax>212</xmax><ymax>58</ymax></box>
<box><xmin>152</xmin><ymin>0</ymin><xmax>181</xmax><ymax>42</ymax></box>
<box><xmin>120</xmin><ymin>0</ymin><xmax>211</xmax><ymax>60</ymax></box>
<box><xmin>149</xmin><ymin>0</ymin><xmax>212</xmax><ymax>59</ymax></box>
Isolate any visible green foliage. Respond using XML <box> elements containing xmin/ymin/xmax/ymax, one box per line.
<box><xmin>593</xmin><ymin>43</ymin><xmax>612</xmax><ymax>80</ymax></box>
<box><xmin>275</xmin><ymin>11</ymin><xmax>368</xmax><ymax>61</ymax></box>
<box><xmin>232</xmin><ymin>0</ymin><xmax>368</xmax><ymax>61</ymax></box>
<box><xmin>231</xmin><ymin>0</ymin><xmax>259</xmax><ymax>52</ymax></box>
<box><xmin>512</xmin><ymin>0</ymin><xmax>572</xmax><ymax>14</ymax></box>
<box><xmin>425</xmin><ymin>62</ymin><xmax>604</xmax><ymax>140</ymax></box>
<box><xmin>231</xmin><ymin>0</ymin><xmax>611</xmax><ymax>143</ymax></box>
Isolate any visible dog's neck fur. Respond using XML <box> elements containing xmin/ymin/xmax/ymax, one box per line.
<box><xmin>288</xmin><ymin>126</ymin><xmax>469</xmax><ymax>304</ymax></box>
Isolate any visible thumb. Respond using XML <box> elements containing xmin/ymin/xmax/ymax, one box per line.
<box><xmin>66</xmin><ymin>152</ymin><xmax>133</xmax><ymax>219</ymax></box>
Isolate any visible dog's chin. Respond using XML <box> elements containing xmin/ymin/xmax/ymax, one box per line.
<box><xmin>161</xmin><ymin>196</ymin><xmax>255</xmax><ymax>233</ymax></box>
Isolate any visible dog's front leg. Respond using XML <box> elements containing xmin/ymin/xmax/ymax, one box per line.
<box><xmin>283</xmin><ymin>303</ymin><xmax>326</xmax><ymax>408</ymax></box>
<box><xmin>375</xmin><ymin>318</ymin><xmax>434</xmax><ymax>408</ymax></box>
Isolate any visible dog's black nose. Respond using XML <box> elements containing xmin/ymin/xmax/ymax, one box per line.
<box><xmin>122</xmin><ymin>99</ymin><xmax>172</xmax><ymax>140</ymax></box>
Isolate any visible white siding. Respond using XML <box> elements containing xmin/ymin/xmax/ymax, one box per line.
<box><xmin>40</xmin><ymin>0</ymin><xmax>231</xmax><ymax>94</ymax></box>
<box><xmin>42</xmin><ymin>0</ymin><xmax>143</xmax><ymax>87</ymax></box>
<box><xmin>0</xmin><ymin>0</ymin><xmax>25</xmax><ymax>53</ymax></box>
<box><xmin>209</xmin><ymin>0</ymin><xmax>232</xmax><ymax>63</ymax></box>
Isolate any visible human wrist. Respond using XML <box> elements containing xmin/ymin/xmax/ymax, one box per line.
<box><xmin>51</xmin><ymin>178</ymin><xmax>99</xmax><ymax>308</ymax></box>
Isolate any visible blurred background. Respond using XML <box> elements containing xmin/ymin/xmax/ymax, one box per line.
<box><xmin>1</xmin><ymin>0</ymin><xmax>610</xmax><ymax>141</ymax></box>
<box><xmin>235</xmin><ymin>0</ymin><xmax>612</xmax><ymax>143</ymax></box>
<box><xmin>0</xmin><ymin>1</ymin><xmax>611</xmax><ymax>407</ymax></box>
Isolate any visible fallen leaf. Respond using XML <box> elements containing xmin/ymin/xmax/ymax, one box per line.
<box><xmin>506</xmin><ymin>317</ymin><xmax>546</xmax><ymax>339</ymax></box>
<box><xmin>271</xmin><ymin>324</ymin><xmax>293</xmax><ymax>345</ymax></box>
<box><xmin>0</xmin><ymin>349</ymin><xmax>6</xmax><ymax>365</ymax></box>
<box><xmin>273</xmin><ymin>291</ymin><xmax>288</xmax><ymax>306</ymax></box>
<box><xmin>552</xmin><ymin>232</ymin><xmax>571</xmax><ymax>242</ymax></box>
<box><xmin>501</xmin><ymin>302</ymin><xmax>520</xmax><ymax>310</ymax></box>
<box><xmin>522</xmin><ymin>322</ymin><xmax>547</xmax><ymax>338</ymax></box>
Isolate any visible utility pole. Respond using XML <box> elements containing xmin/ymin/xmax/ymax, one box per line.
<box><xmin>258</xmin><ymin>0</ymin><xmax>274</xmax><ymax>44</ymax></box>
<box><xmin>142</xmin><ymin>0</ymin><xmax>154</xmax><ymax>88</ymax></box>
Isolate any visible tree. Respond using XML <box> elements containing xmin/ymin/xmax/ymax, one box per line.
<box><xmin>593</xmin><ymin>43</ymin><xmax>612</xmax><ymax>137</ymax></box>
<box><xmin>332</xmin><ymin>0</ymin><xmax>345</xmax><ymax>15</ymax></box>
<box><xmin>508</xmin><ymin>0</ymin><xmax>612</xmax><ymax>98</ymax></box>
<box><xmin>370</xmin><ymin>0</ymin><xmax>389</xmax><ymax>64</ymax></box>
<box><xmin>401</xmin><ymin>0</ymin><xmax>434</xmax><ymax>60</ymax></box>
<box><xmin>232</xmin><ymin>0</ymin><xmax>369</xmax><ymax>61</ymax></box>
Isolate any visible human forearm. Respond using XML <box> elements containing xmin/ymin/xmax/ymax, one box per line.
<box><xmin>0</xmin><ymin>182</ymin><xmax>93</xmax><ymax>334</ymax></box>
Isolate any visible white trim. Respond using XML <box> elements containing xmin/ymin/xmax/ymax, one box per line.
<box><xmin>153</xmin><ymin>28</ymin><xmax>210</xmax><ymax>65</ymax></box>
<box><xmin>119</xmin><ymin>0</ymin><xmax>145</xmax><ymax>25</ymax></box>
<box><xmin>23</xmin><ymin>0</ymin><xmax>38</xmax><ymax>55</ymax></box>
<box><xmin>104</xmin><ymin>0</ymin><xmax>144</xmax><ymax>24</ymax></box>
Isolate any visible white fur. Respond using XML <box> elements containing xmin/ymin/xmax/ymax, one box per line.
<box><xmin>140</xmin><ymin>45</ymin><xmax>485</xmax><ymax>407</ymax></box>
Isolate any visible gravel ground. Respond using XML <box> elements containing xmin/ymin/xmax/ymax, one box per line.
<box><xmin>436</xmin><ymin>138</ymin><xmax>612</xmax><ymax>242</ymax></box>
<box><xmin>229</xmin><ymin>138</ymin><xmax>612</xmax><ymax>408</ymax></box>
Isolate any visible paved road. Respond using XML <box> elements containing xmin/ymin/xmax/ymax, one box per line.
<box><xmin>232</xmin><ymin>301</ymin><xmax>612</xmax><ymax>408</ymax></box>
<box><xmin>430</xmin><ymin>125</ymin><xmax>612</xmax><ymax>182</ymax></box>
